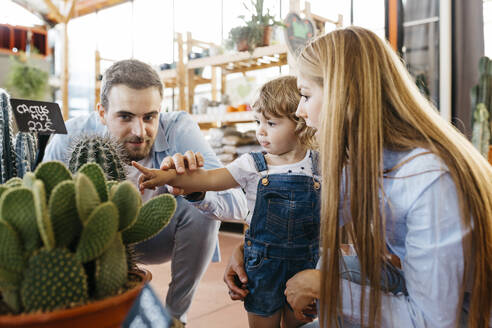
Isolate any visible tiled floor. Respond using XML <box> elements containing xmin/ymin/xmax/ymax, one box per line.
<box><xmin>142</xmin><ymin>231</ymin><xmax>249</xmax><ymax>328</ymax></box>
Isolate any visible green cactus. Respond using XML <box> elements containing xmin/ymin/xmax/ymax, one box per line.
<box><xmin>32</xmin><ymin>180</ymin><xmax>55</xmax><ymax>250</ymax></box>
<box><xmin>94</xmin><ymin>233</ymin><xmax>127</xmax><ymax>299</ymax></box>
<box><xmin>0</xmin><ymin>89</ymin><xmax>17</xmax><ymax>184</ymax></box>
<box><xmin>110</xmin><ymin>181</ymin><xmax>141</xmax><ymax>231</ymax></box>
<box><xmin>75</xmin><ymin>202</ymin><xmax>118</xmax><ymax>263</ymax></box>
<box><xmin>20</xmin><ymin>248</ymin><xmax>88</xmax><ymax>312</ymax></box>
<box><xmin>0</xmin><ymin>185</ymin><xmax>7</xmax><ymax>198</ymax></box>
<box><xmin>0</xmin><ymin>187</ymin><xmax>41</xmax><ymax>253</ymax></box>
<box><xmin>14</xmin><ymin>132</ymin><xmax>37</xmax><ymax>178</ymax></box>
<box><xmin>472</xmin><ymin>103</ymin><xmax>490</xmax><ymax>157</ymax></box>
<box><xmin>122</xmin><ymin>194</ymin><xmax>177</xmax><ymax>245</ymax></box>
<box><xmin>0</xmin><ymin>89</ymin><xmax>38</xmax><ymax>183</ymax></box>
<box><xmin>107</xmin><ymin>180</ymin><xmax>119</xmax><ymax>198</ymax></box>
<box><xmin>471</xmin><ymin>56</ymin><xmax>492</xmax><ymax>156</ymax></box>
<box><xmin>49</xmin><ymin>180</ymin><xmax>81</xmax><ymax>248</ymax></box>
<box><xmin>75</xmin><ymin>173</ymin><xmax>101</xmax><ymax>224</ymax></box>
<box><xmin>78</xmin><ymin>163</ymin><xmax>109</xmax><ymax>202</ymax></box>
<box><xmin>4</xmin><ymin>177</ymin><xmax>22</xmax><ymax>188</ymax></box>
<box><xmin>0</xmin><ymin>160</ymin><xmax>177</xmax><ymax>314</ymax></box>
<box><xmin>68</xmin><ymin>134</ymin><xmax>128</xmax><ymax>181</ymax></box>
<box><xmin>22</xmin><ymin>172</ymin><xmax>36</xmax><ymax>188</ymax></box>
<box><xmin>0</xmin><ymin>221</ymin><xmax>24</xmax><ymax>274</ymax></box>
<box><xmin>34</xmin><ymin>161</ymin><xmax>72</xmax><ymax>199</ymax></box>
<box><xmin>2</xmin><ymin>289</ymin><xmax>21</xmax><ymax>314</ymax></box>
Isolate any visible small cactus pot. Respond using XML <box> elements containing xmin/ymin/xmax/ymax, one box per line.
<box><xmin>0</xmin><ymin>269</ymin><xmax>151</xmax><ymax>328</ymax></box>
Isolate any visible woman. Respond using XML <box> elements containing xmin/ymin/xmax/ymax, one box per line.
<box><xmin>224</xmin><ymin>27</ymin><xmax>492</xmax><ymax>327</ymax></box>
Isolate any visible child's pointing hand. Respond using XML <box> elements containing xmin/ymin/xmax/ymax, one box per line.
<box><xmin>132</xmin><ymin>161</ymin><xmax>163</xmax><ymax>194</ymax></box>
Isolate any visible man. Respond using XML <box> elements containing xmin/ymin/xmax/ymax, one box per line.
<box><xmin>44</xmin><ymin>59</ymin><xmax>248</xmax><ymax>324</ymax></box>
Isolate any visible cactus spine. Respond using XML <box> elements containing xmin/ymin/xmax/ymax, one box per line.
<box><xmin>0</xmin><ymin>89</ymin><xmax>17</xmax><ymax>183</ymax></box>
<box><xmin>68</xmin><ymin>134</ymin><xmax>127</xmax><ymax>181</ymax></box>
<box><xmin>0</xmin><ymin>89</ymin><xmax>38</xmax><ymax>182</ymax></box>
<box><xmin>0</xmin><ymin>161</ymin><xmax>176</xmax><ymax>314</ymax></box>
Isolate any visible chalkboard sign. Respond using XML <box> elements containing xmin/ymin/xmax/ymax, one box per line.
<box><xmin>284</xmin><ymin>13</ymin><xmax>316</xmax><ymax>56</ymax></box>
<box><xmin>9</xmin><ymin>98</ymin><xmax>67</xmax><ymax>135</ymax></box>
<box><xmin>123</xmin><ymin>284</ymin><xmax>173</xmax><ymax>328</ymax></box>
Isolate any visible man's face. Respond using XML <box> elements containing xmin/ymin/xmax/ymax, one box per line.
<box><xmin>98</xmin><ymin>84</ymin><xmax>161</xmax><ymax>161</ymax></box>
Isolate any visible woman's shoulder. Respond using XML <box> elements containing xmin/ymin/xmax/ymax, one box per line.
<box><xmin>383</xmin><ymin>148</ymin><xmax>457</xmax><ymax>224</ymax></box>
<box><xmin>384</xmin><ymin>147</ymin><xmax>448</xmax><ymax>178</ymax></box>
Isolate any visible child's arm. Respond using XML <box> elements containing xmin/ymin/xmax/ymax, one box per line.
<box><xmin>132</xmin><ymin>161</ymin><xmax>239</xmax><ymax>194</ymax></box>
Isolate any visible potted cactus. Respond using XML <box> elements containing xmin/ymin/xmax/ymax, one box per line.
<box><xmin>0</xmin><ymin>89</ymin><xmax>38</xmax><ymax>183</ymax></box>
<box><xmin>0</xmin><ymin>161</ymin><xmax>176</xmax><ymax>327</ymax></box>
<box><xmin>68</xmin><ymin>134</ymin><xmax>128</xmax><ymax>181</ymax></box>
<box><xmin>471</xmin><ymin>56</ymin><xmax>492</xmax><ymax>164</ymax></box>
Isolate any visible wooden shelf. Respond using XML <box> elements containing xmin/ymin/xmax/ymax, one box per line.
<box><xmin>159</xmin><ymin>68</ymin><xmax>177</xmax><ymax>82</ymax></box>
<box><xmin>158</xmin><ymin>36</ymin><xmax>289</xmax><ymax>113</ymax></box>
<box><xmin>159</xmin><ymin>43</ymin><xmax>287</xmax><ymax>89</ymax></box>
<box><xmin>192</xmin><ymin>111</ymin><xmax>255</xmax><ymax>125</ymax></box>
<box><xmin>187</xmin><ymin>43</ymin><xmax>288</xmax><ymax>72</ymax></box>
<box><xmin>160</xmin><ymin>69</ymin><xmax>211</xmax><ymax>88</ymax></box>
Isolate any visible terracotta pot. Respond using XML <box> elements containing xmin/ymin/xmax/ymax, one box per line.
<box><xmin>263</xmin><ymin>25</ymin><xmax>272</xmax><ymax>46</ymax></box>
<box><xmin>489</xmin><ymin>145</ymin><xmax>492</xmax><ymax>165</ymax></box>
<box><xmin>0</xmin><ymin>269</ymin><xmax>152</xmax><ymax>328</ymax></box>
<box><xmin>237</xmin><ymin>39</ymin><xmax>249</xmax><ymax>52</ymax></box>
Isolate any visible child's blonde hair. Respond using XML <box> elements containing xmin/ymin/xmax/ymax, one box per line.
<box><xmin>253</xmin><ymin>76</ymin><xmax>316</xmax><ymax>149</ymax></box>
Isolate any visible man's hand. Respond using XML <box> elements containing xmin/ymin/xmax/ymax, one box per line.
<box><xmin>223</xmin><ymin>242</ymin><xmax>249</xmax><ymax>301</ymax></box>
<box><xmin>160</xmin><ymin>151</ymin><xmax>204</xmax><ymax>195</ymax></box>
<box><xmin>285</xmin><ymin>269</ymin><xmax>321</xmax><ymax>322</ymax></box>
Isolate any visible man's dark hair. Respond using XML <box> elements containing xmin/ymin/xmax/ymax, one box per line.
<box><xmin>100</xmin><ymin>59</ymin><xmax>163</xmax><ymax>110</ymax></box>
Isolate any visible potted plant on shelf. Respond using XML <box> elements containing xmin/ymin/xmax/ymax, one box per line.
<box><xmin>5</xmin><ymin>52</ymin><xmax>49</xmax><ymax>101</ymax></box>
<box><xmin>226</xmin><ymin>0</ymin><xmax>284</xmax><ymax>52</ymax></box>
<box><xmin>0</xmin><ymin>160</ymin><xmax>177</xmax><ymax>327</ymax></box>
<box><xmin>471</xmin><ymin>56</ymin><xmax>492</xmax><ymax>164</ymax></box>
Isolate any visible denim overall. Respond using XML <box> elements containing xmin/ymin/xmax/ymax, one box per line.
<box><xmin>244</xmin><ymin>151</ymin><xmax>321</xmax><ymax>317</ymax></box>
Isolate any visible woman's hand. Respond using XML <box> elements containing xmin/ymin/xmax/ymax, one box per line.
<box><xmin>159</xmin><ymin>151</ymin><xmax>204</xmax><ymax>195</ymax></box>
<box><xmin>285</xmin><ymin>269</ymin><xmax>321</xmax><ymax>322</ymax></box>
<box><xmin>223</xmin><ymin>242</ymin><xmax>249</xmax><ymax>300</ymax></box>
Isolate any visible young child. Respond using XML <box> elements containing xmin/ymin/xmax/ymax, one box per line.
<box><xmin>133</xmin><ymin>76</ymin><xmax>320</xmax><ymax>328</ymax></box>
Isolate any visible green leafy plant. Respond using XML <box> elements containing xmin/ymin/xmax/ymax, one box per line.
<box><xmin>225</xmin><ymin>23</ymin><xmax>264</xmax><ymax>52</ymax></box>
<box><xmin>5</xmin><ymin>54</ymin><xmax>49</xmax><ymax>101</ymax></box>
<box><xmin>0</xmin><ymin>161</ymin><xmax>176</xmax><ymax>314</ymax></box>
<box><xmin>239</xmin><ymin>0</ymin><xmax>283</xmax><ymax>27</ymax></box>
<box><xmin>225</xmin><ymin>0</ymin><xmax>284</xmax><ymax>52</ymax></box>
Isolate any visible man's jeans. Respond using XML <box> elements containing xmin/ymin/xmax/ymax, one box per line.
<box><xmin>135</xmin><ymin>196</ymin><xmax>220</xmax><ymax>323</ymax></box>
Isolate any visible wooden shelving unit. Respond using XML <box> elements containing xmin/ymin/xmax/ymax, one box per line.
<box><xmin>157</xmin><ymin>0</ymin><xmax>342</xmax><ymax>118</ymax></box>
<box><xmin>191</xmin><ymin>111</ymin><xmax>256</xmax><ymax>129</ymax></box>
<box><xmin>158</xmin><ymin>34</ymin><xmax>288</xmax><ymax>114</ymax></box>
<box><xmin>186</xmin><ymin>43</ymin><xmax>288</xmax><ymax>73</ymax></box>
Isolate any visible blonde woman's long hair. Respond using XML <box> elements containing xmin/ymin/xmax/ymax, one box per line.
<box><xmin>298</xmin><ymin>26</ymin><xmax>492</xmax><ymax>327</ymax></box>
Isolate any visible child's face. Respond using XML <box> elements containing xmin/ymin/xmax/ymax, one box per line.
<box><xmin>296</xmin><ymin>75</ymin><xmax>323</xmax><ymax>130</ymax></box>
<box><xmin>254</xmin><ymin>112</ymin><xmax>300</xmax><ymax>155</ymax></box>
